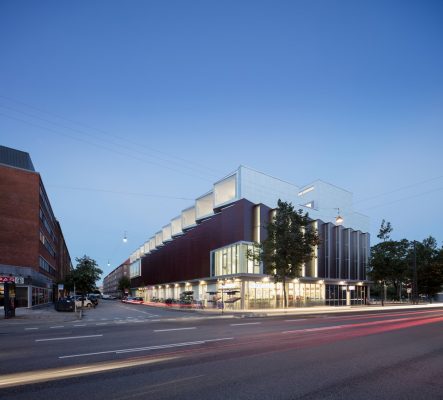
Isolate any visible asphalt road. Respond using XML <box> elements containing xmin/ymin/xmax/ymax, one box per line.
<box><xmin>1</xmin><ymin>302</ymin><xmax>442</xmax><ymax>400</ymax></box>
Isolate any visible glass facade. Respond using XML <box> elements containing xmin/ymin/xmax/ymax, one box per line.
<box><xmin>31</xmin><ymin>286</ymin><xmax>52</xmax><ymax>306</ymax></box>
<box><xmin>245</xmin><ymin>281</ymin><xmax>325</xmax><ymax>309</ymax></box>
<box><xmin>130</xmin><ymin>259</ymin><xmax>141</xmax><ymax>278</ymax></box>
<box><xmin>211</xmin><ymin>242</ymin><xmax>261</xmax><ymax>277</ymax></box>
<box><xmin>325</xmin><ymin>284</ymin><xmax>366</xmax><ymax>306</ymax></box>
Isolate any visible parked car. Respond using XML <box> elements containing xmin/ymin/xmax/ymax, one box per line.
<box><xmin>54</xmin><ymin>297</ymin><xmax>75</xmax><ymax>312</ymax></box>
<box><xmin>87</xmin><ymin>294</ymin><xmax>99</xmax><ymax>306</ymax></box>
<box><xmin>132</xmin><ymin>297</ymin><xmax>144</xmax><ymax>304</ymax></box>
<box><xmin>73</xmin><ymin>296</ymin><xmax>94</xmax><ymax>308</ymax></box>
<box><xmin>122</xmin><ymin>296</ymin><xmax>144</xmax><ymax>304</ymax></box>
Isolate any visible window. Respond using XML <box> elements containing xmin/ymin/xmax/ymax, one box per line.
<box><xmin>214</xmin><ymin>175</ymin><xmax>237</xmax><ymax>207</ymax></box>
<box><xmin>39</xmin><ymin>256</ymin><xmax>56</xmax><ymax>276</ymax></box>
<box><xmin>130</xmin><ymin>260</ymin><xmax>141</xmax><ymax>278</ymax></box>
<box><xmin>211</xmin><ymin>242</ymin><xmax>261</xmax><ymax>277</ymax></box>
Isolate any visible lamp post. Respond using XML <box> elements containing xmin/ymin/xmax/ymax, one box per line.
<box><xmin>220</xmin><ymin>280</ymin><xmax>225</xmax><ymax>315</ymax></box>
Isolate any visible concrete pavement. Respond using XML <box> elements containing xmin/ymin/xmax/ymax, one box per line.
<box><xmin>2</xmin><ymin>301</ymin><xmax>442</xmax><ymax>324</ymax></box>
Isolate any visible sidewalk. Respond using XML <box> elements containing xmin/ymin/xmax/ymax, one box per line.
<box><xmin>2</xmin><ymin>304</ymin><xmax>83</xmax><ymax>323</ymax></box>
<box><xmin>143</xmin><ymin>301</ymin><xmax>443</xmax><ymax>318</ymax></box>
<box><xmin>3</xmin><ymin>301</ymin><xmax>442</xmax><ymax>324</ymax></box>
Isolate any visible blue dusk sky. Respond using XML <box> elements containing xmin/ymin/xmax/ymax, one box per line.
<box><xmin>1</xmin><ymin>1</ymin><xmax>442</xmax><ymax>283</ymax></box>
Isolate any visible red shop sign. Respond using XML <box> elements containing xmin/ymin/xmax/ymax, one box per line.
<box><xmin>0</xmin><ymin>276</ymin><xmax>15</xmax><ymax>283</ymax></box>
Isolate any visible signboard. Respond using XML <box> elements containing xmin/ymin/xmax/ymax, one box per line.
<box><xmin>58</xmin><ymin>284</ymin><xmax>64</xmax><ymax>291</ymax></box>
<box><xmin>0</xmin><ymin>276</ymin><xmax>15</xmax><ymax>283</ymax></box>
<box><xmin>249</xmin><ymin>282</ymin><xmax>272</xmax><ymax>289</ymax></box>
<box><xmin>15</xmin><ymin>277</ymin><xmax>24</xmax><ymax>284</ymax></box>
<box><xmin>348</xmin><ymin>286</ymin><xmax>356</xmax><ymax>291</ymax></box>
<box><xmin>407</xmin><ymin>288</ymin><xmax>412</xmax><ymax>294</ymax></box>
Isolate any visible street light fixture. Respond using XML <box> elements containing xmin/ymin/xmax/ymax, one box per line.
<box><xmin>335</xmin><ymin>208</ymin><xmax>344</xmax><ymax>225</ymax></box>
<box><xmin>123</xmin><ymin>231</ymin><xmax>128</xmax><ymax>243</ymax></box>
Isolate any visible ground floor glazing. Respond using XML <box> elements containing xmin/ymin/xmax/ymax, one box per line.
<box><xmin>134</xmin><ymin>277</ymin><xmax>369</xmax><ymax>310</ymax></box>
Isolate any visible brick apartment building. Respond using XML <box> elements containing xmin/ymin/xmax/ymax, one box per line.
<box><xmin>103</xmin><ymin>259</ymin><xmax>130</xmax><ymax>298</ymax></box>
<box><xmin>0</xmin><ymin>145</ymin><xmax>72</xmax><ymax>308</ymax></box>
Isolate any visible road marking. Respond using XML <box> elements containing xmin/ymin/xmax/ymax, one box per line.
<box><xmin>25</xmin><ymin>327</ymin><xmax>39</xmax><ymax>330</ymax></box>
<box><xmin>36</xmin><ymin>334</ymin><xmax>103</xmax><ymax>342</ymax></box>
<box><xmin>74</xmin><ymin>324</ymin><xmax>87</xmax><ymax>327</ymax></box>
<box><xmin>96</xmin><ymin>323</ymin><xmax>108</xmax><ymax>326</ymax></box>
<box><xmin>230</xmin><ymin>322</ymin><xmax>261</xmax><ymax>326</ymax></box>
<box><xmin>153</xmin><ymin>327</ymin><xmax>196</xmax><ymax>332</ymax></box>
<box><xmin>121</xmin><ymin>305</ymin><xmax>160</xmax><ymax>317</ymax></box>
<box><xmin>59</xmin><ymin>337</ymin><xmax>234</xmax><ymax>359</ymax></box>
<box><xmin>0</xmin><ymin>356</ymin><xmax>175</xmax><ymax>388</ymax></box>
<box><xmin>283</xmin><ymin>326</ymin><xmax>344</xmax><ymax>334</ymax></box>
<box><xmin>284</xmin><ymin>319</ymin><xmax>307</xmax><ymax>322</ymax></box>
<box><xmin>50</xmin><ymin>326</ymin><xmax>64</xmax><ymax>329</ymax></box>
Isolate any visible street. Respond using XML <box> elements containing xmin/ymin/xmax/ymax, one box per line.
<box><xmin>1</xmin><ymin>302</ymin><xmax>442</xmax><ymax>399</ymax></box>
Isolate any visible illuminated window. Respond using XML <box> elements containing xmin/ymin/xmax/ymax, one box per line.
<box><xmin>182</xmin><ymin>207</ymin><xmax>196</xmax><ymax>229</ymax></box>
<box><xmin>214</xmin><ymin>175</ymin><xmax>237</xmax><ymax>207</ymax></box>
<box><xmin>196</xmin><ymin>192</ymin><xmax>214</xmax><ymax>220</ymax></box>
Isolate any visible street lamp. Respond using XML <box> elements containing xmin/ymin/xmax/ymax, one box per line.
<box><xmin>123</xmin><ymin>231</ymin><xmax>128</xmax><ymax>243</ymax></box>
<box><xmin>335</xmin><ymin>208</ymin><xmax>344</xmax><ymax>225</ymax></box>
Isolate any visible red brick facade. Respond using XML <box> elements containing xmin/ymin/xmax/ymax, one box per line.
<box><xmin>0</xmin><ymin>151</ymin><xmax>72</xmax><ymax>307</ymax></box>
<box><xmin>0</xmin><ymin>164</ymin><xmax>40</xmax><ymax>269</ymax></box>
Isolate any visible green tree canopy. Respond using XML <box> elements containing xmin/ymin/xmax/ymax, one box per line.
<box><xmin>118</xmin><ymin>276</ymin><xmax>131</xmax><ymax>293</ymax></box>
<box><xmin>252</xmin><ymin>199</ymin><xmax>320</xmax><ymax>307</ymax></box>
<box><xmin>369</xmin><ymin>221</ymin><xmax>443</xmax><ymax>303</ymax></box>
<box><xmin>369</xmin><ymin>221</ymin><xmax>410</xmax><ymax>303</ymax></box>
<box><xmin>66</xmin><ymin>255</ymin><xmax>103</xmax><ymax>297</ymax></box>
<box><xmin>412</xmin><ymin>237</ymin><xmax>443</xmax><ymax>300</ymax></box>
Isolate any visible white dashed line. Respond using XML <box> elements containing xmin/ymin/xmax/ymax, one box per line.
<box><xmin>59</xmin><ymin>337</ymin><xmax>233</xmax><ymax>359</ymax></box>
<box><xmin>284</xmin><ymin>319</ymin><xmax>307</xmax><ymax>322</ymax></box>
<box><xmin>230</xmin><ymin>322</ymin><xmax>261</xmax><ymax>326</ymax></box>
<box><xmin>153</xmin><ymin>327</ymin><xmax>197</xmax><ymax>333</ymax></box>
<box><xmin>25</xmin><ymin>327</ymin><xmax>39</xmax><ymax>330</ymax></box>
<box><xmin>36</xmin><ymin>334</ymin><xmax>103</xmax><ymax>342</ymax></box>
<box><xmin>50</xmin><ymin>326</ymin><xmax>64</xmax><ymax>329</ymax></box>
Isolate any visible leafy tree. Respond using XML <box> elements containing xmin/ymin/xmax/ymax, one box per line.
<box><xmin>377</xmin><ymin>219</ymin><xmax>392</xmax><ymax>241</ymax></box>
<box><xmin>250</xmin><ymin>199</ymin><xmax>320</xmax><ymax>308</ymax></box>
<box><xmin>369</xmin><ymin>221</ymin><xmax>409</xmax><ymax>304</ymax></box>
<box><xmin>67</xmin><ymin>255</ymin><xmax>102</xmax><ymax>306</ymax></box>
<box><xmin>118</xmin><ymin>276</ymin><xmax>131</xmax><ymax>294</ymax></box>
<box><xmin>412</xmin><ymin>237</ymin><xmax>443</xmax><ymax>301</ymax></box>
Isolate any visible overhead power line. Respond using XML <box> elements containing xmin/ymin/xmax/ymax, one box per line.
<box><xmin>0</xmin><ymin>111</ymin><xmax>213</xmax><ymax>182</ymax></box>
<box><xmin>47</xmin><ymin>184</ymin><xmax>194</xmax><ymax>201</ymax></box>
<box><xmin>354</xmin><ymin>175</ymin><xmax>443</xmax><ymax>205</ymax></box>
<box><xmin>0</xmin><ymin>95</ymin><xmax>224</xmax><ymax>178</ymax></box>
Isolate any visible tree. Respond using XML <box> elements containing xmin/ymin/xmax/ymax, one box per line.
<box><xmin>369</xmin><ymin>221</ymin><xmax>409</xmax><ymax>304</ymax></box>
<box><xmin>250</xmin><ymin>199</ymin><xmax>320</xmax><ymax>308</ymax></box>
<box><xmin>412</xmin><ymin>237</ymin><xmax>443</xmax><ymax>301</ymax></box>
<box><xmin>377</xmin><ymin>219</ymin><xmax>392</xmax><ymax>241</ymax></box>
<box><xmin>67</xmin><ymin>255</ymin><xmax>102</xmax><ymax>306</ymax></box>
<box><xmin>118</xmin><ymin>276</ymin><xmax>131</xmax><ymax>295</ymax></box>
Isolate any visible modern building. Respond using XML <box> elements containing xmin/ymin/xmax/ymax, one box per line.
<box><xmin>128</xmin><ymin>166</ymin><xmax>370</xmax><ymax>309</ymax></box>
<box><xmin>0</xmin><ymin>145</ymin><xmax>72</xmax><ymax>308</ymax></box>
<box><xmin>103</xmin><ymin>259</ymin><xmax>130</xmax><ymax>298</ymax></box>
